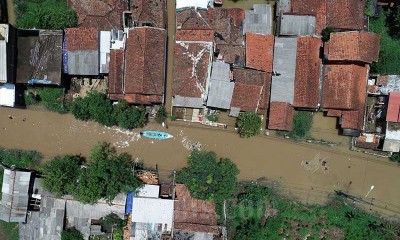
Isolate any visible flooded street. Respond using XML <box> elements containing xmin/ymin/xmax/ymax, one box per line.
<box><xmin>1</xmin><ymin>107</ymin><xmax>400</xmax><ymax>219</ymax></box>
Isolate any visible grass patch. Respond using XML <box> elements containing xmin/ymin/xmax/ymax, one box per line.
<box><xmin>227</xmin><ymin>184</ymin><xmax>400</xmax><ymax>239</ymax></box>
<box><xmin>370</xmin><ymin>11</ymin><xmax>400</xmax><ymax>74</ymax></box>
<box><xmin>0</xmin><ymin>222</ymin><xmax>19</xmax><ymax>240</ymax></box>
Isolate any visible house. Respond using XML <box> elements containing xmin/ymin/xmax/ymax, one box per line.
<box><xmin>208</xmin><ymin>8</ymin><xmax>245</xmax><ymax>46</ymax></box>
<box><xmin>325</xmin><ymin>31</ymin><xmax>380</xmax><ymax>64</ymax></box>
<box><xmin>125</xmin><ymin>0</ymin><xmax>167</xmax><ymax>29</ymax></box>
<box><xmin>174</xmin><ymin>184</ymin><xmax>220</xmax><ymax>239</ymax></box>
<box><xmin>0</xmin><ymin>169</ymin><xmax>31</xmax><ymax>222</ymax></box>
<box><xmin>383</xmin><ymin>93</ymin><xmax>400</xmax><ymax>152</ymax></box>
<box><xmin>278</xmin><ymin>14</ymin><xmax>316</xmax><ymax>36</ymax></box>
<box><xmin>323</xmin><ymin>64</ymin><xmax>368</xmax><ymax>133</ymax></box>
<box><xmin>279</xmin><ymin>0</ymin><xmax>366</xmax><ymax>35</ymax></box>
<box><xmin>108</xmin><ymin>27</ymin><xmax>167</xmax><ymax>105</ymax></box>
<box><xmin>230</xmin><ymin>68</ymin><xmax>271</xmax><ymax>117</ymax></box>
<box><xmin>19</xmin><ymin>197</ymin><xmax>66</xmax><ymax>240</ymax></box>
<box><xmin>206</xmin><ymin>61</ymin><xmax>234</xmax><ymax>109</ymax></box>
<box><xmin>0</xmin><ymin>24</ymin><xmax>17</xmax><ymax>84</ymax></box>
<box><xmin>99</xmin><ymin>31</ymin><xmax>110</xmax><ymax>74</ymax></box>
<box><xmin>16</xmin><ymin>29</ymin><xmax>63</xmax><ymax>85</ymax></box>
<box><xmin>243</xmin><ymin>4</ymin><xmax>273</xmax><ymax>35</ymax></box>
<box><xmin>68</xmin><ymin>0</ymin><xmax>127</xmax><ymax>30</ymax></box>
<box><xmin>64</xmin><ymin>28</ymin><xmax>99</xmax><ymax>76</ymax></box>
<box><xmin>245</xmin><ymin>33</ymin><xmax>274</xmax><ymax>72</ymax></box>
<box><xmin>355</xmin><ymin>133</ymin><xmax>381</xmax><ymax>150</ymax></box>
<box><xmin>268</xmin><ymin>102</ymin><xmax>295</xmax><ymax>131</ymax></box>
<box><xmin>130</xmin><ymin>185</ymin><xmax>174</xmax><ymax>239</ymax></box>
<box><xmin>176</xmin><ymin>8</ymin><xmax>210</xmax><ymax>30</ymax></box>
<box><xmin>176</xmin><ymin>0</ymin><xmax>211</xmax><ymax>10</ymax></box>
<box><xmin>293</xmin><ymin>36</ymin><xmax>322</xmax><ymax>109</ymax></box>
<box><xmin>172</xmin><ymin>41</ymin><xmax>213</xmax><ymax>109</ymax></box>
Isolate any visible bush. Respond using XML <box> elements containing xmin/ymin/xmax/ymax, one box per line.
<box><xmin>321</xmin><ymin>27</ymin><xmax>334</xmax><ymax>42</ymax></box>
<box><xmin>25</xmin><ymin>87</ymin><xmax>67</xmax><ymax>113</ymax></box>
<box><xmin>289</xmin><ymin>111</ymin><xmax>313</xmax><ymax>139</ymax></box>
<box><xmin>16</xmin><ymin>0</ymin><xmax>78</xmax><ymax>30</ymax></box>
<box><xmin>71</xmin><ymin>97</ymin><xmax>91</xmax><ymax>121</ymax></box>
<box><xmin>155</xmin><ymin>105</ymin><xmax>167</xmax><ymax>124</ymax></box>
<box><xmin>170</xmin><ymin>115</ymin><xmax>177</xmax><ymax>121</ymax></box>
<box><xmin>236</xmin><ymin>112</ymin><xmax>261</xmax><ymax>138</ymax></box>
<box><xmin>206</xmin><ymin>114</ymin><xmax>218</xmax><ymax>122</ymax></box>
<box><xmin>390</xmin><ymin>152</ymin><xmax>400</xmax><ymax>162</ymax></box>
<box><xmin>61</xmin><ymin>227</ymin><xmax>84</xmax><ymax>240</ymax></box>
<box><xmin>116</xmin><ymin>107</ymin><xmax>146</xmax><ymax>129</ymax></box>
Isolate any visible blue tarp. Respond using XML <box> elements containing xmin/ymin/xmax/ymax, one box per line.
<box><xmin>28</xmin><ymin>79</ymin><xmax>53</xmax><ymax>85</ymax></box>
<box><xmin>125</xmin><ymin>192</ymin><xmax>134</xmax><ymax>215</ymax></box>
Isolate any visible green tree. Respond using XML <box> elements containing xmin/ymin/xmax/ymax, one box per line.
<box><xmin>155</xmin><ymin>105</ymin><xmax>167</xmax><ymax>124</ymax></box>
<box><xmin>72</xmin><ymin>142</ymin><xmax>142</xmax><ymax>204</ymax></box>
<box><xmin>387</xmin><ymin>6</ymin><xmax>400</xmax><ymax>38</ymax></box>
<box><xmin>236</xmin><ymin>112</ymin><xmax>261</xmax><ymax>138</ymax></box>
<box><xmin>289</xmin><ymin>111</ymin><xmax>313</xmax><ymax>139</ymax></box>
<box><xmin>71</xmin><ymin>92</ymin><xmax>116</xmax><ymax>126</ymax></box>
<box><xmin>176</xmin><ymin>151</ymin><xmax>239</xmax><ymax>202</ymax></box>
<box><xmin>234</xmin><ymin>219</ymin><xmax>266</xmax><ymax>240</ymax></box>
<box><xmin>41</xmin><ymin>155</ymin><xmax>83</xmax><ymax>197</ymax></box>
<box><xmin>61</xmin><ymin>227</ymin><xmax>84</xmax><ymax>240</ymax></box>
<box><xmin>390</xmin><ymin>152</ymin><xmax>400</xmax><ymax>162</ymax></box>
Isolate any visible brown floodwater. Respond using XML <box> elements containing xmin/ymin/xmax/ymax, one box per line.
<box><xmin>1</xmin><ymin>107</ymin><xmax>400</xmax><ymax>219</ymax></box>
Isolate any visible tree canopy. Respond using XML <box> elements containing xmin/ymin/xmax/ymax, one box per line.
<box><xmin>72</xmin><ymin>142</ymin><xmax>142</xmax><ymax>204</ymax></box>
<box><xmin>176</xmin><ymin>151</ymin><xmax>239</xmax><ymax>203</ymax></box>
<box><xmin>289</xmin><ymin>111</ymin><xmax>313</xmax><ymax>139</ymax></box>
<box><xmin>61</xmin><ymin>227</ymin><xmax>84</xmax><ymax>240</ymax></box>
<box><xmin>41</xmin><ymin>155</ymin><xmax>83</xmax><ymax>197</ymax></box>
<box><xmin>71</xmin><ymin>92</ymin><xmax>147</xmax><ymax>129</ymax></box>
<box><xmin>236</xmin><ymin>112</ymin><xmax>262</xmax><ymax>138</ymax></box>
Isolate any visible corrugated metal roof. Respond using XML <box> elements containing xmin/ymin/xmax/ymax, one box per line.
<box><xmin>279</xmin><ymin>15</ymin><xmax>316</xmax><ymax>36</ymax></box>
<box><xmin>243</xmin><ymin>4</ymin><xmax>272</xmax><ymax>35</ymax></box>
<box><xmin>131</xmin><ymin>198</ymin><xmax>174</xmax><ymax>231</ymax></box>
<box><xmin>136</xmin><ymin>184</ymin><xmax>160</xmax><ymax>198</ymax></box>
<box><xmin>172</xmin><ymin>96</ymin><xmax>204</xmax><ymax>108</ymax></box>
<box><xmin>276</xmin><ymin>0</ymin><xmax>291</xmax><ymax>16</ymax></box>
<box><xmin>176</xmin><ymin>0</ymin><xmax>210</xmax><ymax>9</ymax></box>
<box><xmin>99</xmin><ymin>31</ymin><xmax>111</xmax><ymax>74</ymax></box>
<box><xmin>207</xmin><ymin>62</ymin><xmax>234</xmax><ymax>109</ymax></box>
<box><xmin>0</xmin><ymin>41</ymin><xmax>6</xmax><ymax>83</ymax></box>
<box><xmin>0</xmin><ymin>169</ymin><xmax>31</xmax><ymax>222</ymax></box>
<box><xmin>67</xmin><ymin>50</ymin><xmax>99</xmax><ymax>75</ymax></box>
<box><xmin>271</xmin><ymin>37</ymin><xmax>297</xmax><ymax>103</ymax></box>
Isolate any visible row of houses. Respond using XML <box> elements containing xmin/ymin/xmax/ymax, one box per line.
<box><xmin>0</xmin><ymin>168</ymin><xmax>222</xmax><ymax>240</ymax></box>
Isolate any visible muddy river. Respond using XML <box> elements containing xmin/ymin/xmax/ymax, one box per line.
<box><xmin>1</xmin><ymin>107</ymin><xmax>400</xmax><ymax>219</ymax></box>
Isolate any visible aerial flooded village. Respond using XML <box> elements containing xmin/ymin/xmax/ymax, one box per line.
<box><xmin>0</xmin><ymin>0</ymin><xmax>400</xmax><ymax>239</ymax></box>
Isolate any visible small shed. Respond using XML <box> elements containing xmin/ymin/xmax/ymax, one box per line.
<box><xmin>0</xmin><ymin>169</ymin><xmax>31</xmax><ymax>222</ymax></box>
<box><xmin>0</xmin><ymin>83</ymin><xmax>15</xmax><ymax>107</ymax></box>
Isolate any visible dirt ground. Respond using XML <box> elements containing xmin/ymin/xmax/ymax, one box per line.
<box><xmin>6</xmin><ymin>0</ymin><xmax>15</xmax><ymax>24</ymax></box>
<box><xmin>1</xmin><ymin>107</ymin><xmax>400</xmax><ymax>220</ymax></box>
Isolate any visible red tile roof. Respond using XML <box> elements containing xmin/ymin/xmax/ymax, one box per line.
<box><xmin>294</xmin><ymin>36</ymin><xmax>322</xmax><ymax>109</ymax></box>
<box><xmin>326</xmin><ymin>31</ymin><xmax>380</xmax><ymax>64</ymax></box>
<box><xmin>342</xmin><ymin>110</ymin><xmax>364</xmax><ymax>130</ymax></box>
<box><xmin>108</xmin><ymin>49</ymin><xmax>124</xmax><ymax>95</ymax></box>
<box><xmin>124</xmin><ymin>27</ymin><xmax>166</xmax><ymax>104</ymax></box>
<box><xmin>326</xmin><ymin>0</ymin><xmax>366</xmax><ymax>30</ymax></box>
<box><xmin>387</xmin><ymin>92</ymin><xmax>400</xmax><ymax>122</ymax></box>
<box><xmin>207</xmin><ymin>8</ymin><xmax>245</xmax><ymax>45</ymax></box>
<box><xmin>326</xmin><ymin>109</ymin><xmax>342</xmax><ymax>117</ymax></box>
<box><xmin>290</xmin><ymin>0</ymin><xmax>327</xmax><ymax>34</ymax></box>
<box><xmin>65</xmin><ymin>28</ymin><xmax>98</xmax><ymax>51</ymax></box>
<box><xmin>245</xmin><ymin>33</ymin><xmax>274</xmax><ymax>72</ymax></box>
<box><xmin>68</xmin><ymin>0</ymin><xmax>126</xmax><ymax>30</ymax></box>
<box><xmin>268</xmin><ymin>102</ymin><xmax>294</xmax><ymax>131</ymax></box>
<box><xmin>176</xmin><ymin>29</ymin><xmax>215</xmax><ymax>42</ymax></box>
<box><xmin>131</xmin><ymin>0</ymin><xmax>167</xmax><ymax>28</ymax></box>
<box><xmin>322</xmin><ymin>64</ymin><xmax>368</xmax><ymax>110</ymax></box>
<box><xmin>355</xmin><ymin>134</ymin><xmax>380</xmax><ymax>149</ymax></box>
<box><xmin>174</xmin><ymin>184</ymin><xmax>219</xmax><ymax>235</ymax></box>
<box><xmin>173</xmin><ymin>41</ymin><xmax>212</xmax><ymax>98</ymax></box>
<box><xmin>231</xmin><ymin>68</ymin><xmax>271</xmax><ymax>113</ymax></box>
<box><xmin>290</xmin><ymin>0</ymin><xmax>366</xmax><ymax>34</ymax></box>
<box><xmin>176</xmin><ymin>8</ymin><xmax>211</xmax><ymax>30</ymax></box>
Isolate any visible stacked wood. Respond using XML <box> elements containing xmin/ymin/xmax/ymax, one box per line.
<box><xmin>135</xmin><ymin>170</ymin><xmax>159</xmax><ymax>185</ymax></box>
